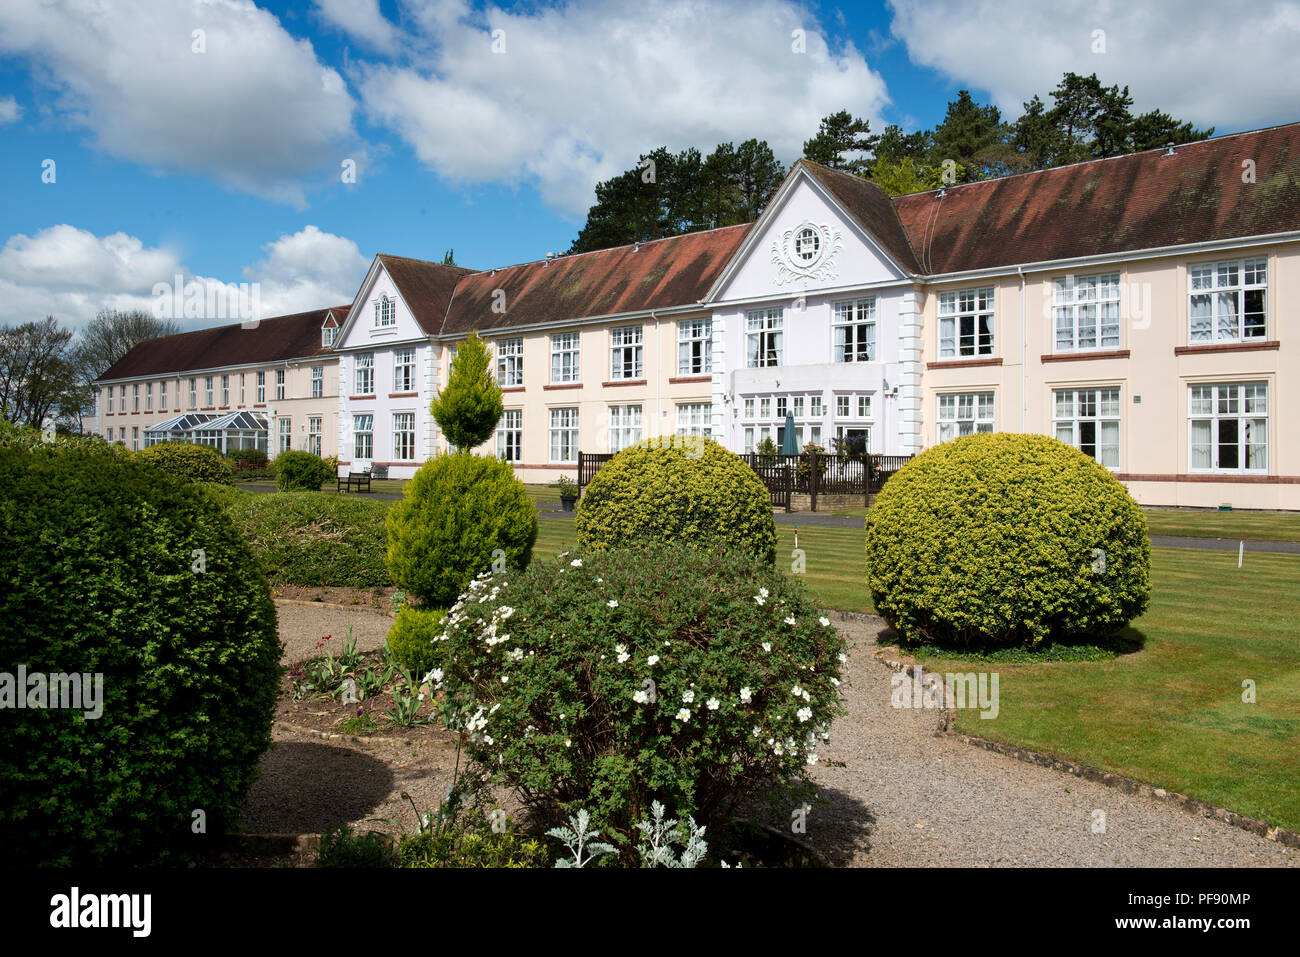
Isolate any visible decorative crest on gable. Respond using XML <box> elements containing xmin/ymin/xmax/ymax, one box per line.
<box><xmin>771</xmin><ymin>221</ymin><xmax>843</xmax><ymax>285</ymax></box>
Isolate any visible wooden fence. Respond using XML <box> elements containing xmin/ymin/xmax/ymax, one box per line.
<box><xmin>577</xmin><ymin>449</ymin><xmax>913</xmax><ymax>511</ymax></box>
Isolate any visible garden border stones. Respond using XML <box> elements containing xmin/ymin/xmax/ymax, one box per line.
<box><xmin>853</xmin><ymin>610</ymin><xmax>1300</xmax><ymax>852</ymax></box>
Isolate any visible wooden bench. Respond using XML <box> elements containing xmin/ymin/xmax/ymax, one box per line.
<box><xmin>370</xmin><ymin>464</ymin><xmax>389</xmax><ymax>481</ymax></box>
<box><xmin>337</xmin><ymin>469</ymin><xmax>371</xmax><ymax>493</ymax></box>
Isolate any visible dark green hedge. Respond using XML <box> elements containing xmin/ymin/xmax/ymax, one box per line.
<box><xmin>0</xmin><ymin>442</ymin><xmax>282</xmax><ymax>864</ymax></box>
<box><xmin>222</xmin><ymin>490</ymin><xmax>393</xmax><ymax>588</ymax></box>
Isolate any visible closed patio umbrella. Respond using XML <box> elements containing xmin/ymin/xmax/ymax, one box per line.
<box><xmin>780</xmin><ymin>412</ymin><xmax>799</xmax><ymax>455</ymax></box>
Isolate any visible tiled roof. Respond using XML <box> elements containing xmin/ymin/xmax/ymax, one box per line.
<box><xmin>95</xmin><ymin>306</ymin><xmax>350</xmax><ymax>383</ymax></box>
<box><xmin>892</xmin><ymin>122</ymin><xmax>1300</xmax><ymax>274</ymax></box>
<box><xmin>377</xmin><ymin>255</ymin><xmax>477</xmax><ymax>335</ymax></box>
<box><xmin>439</xmin><ymin>224</ymin><xmax>752</xmax><ymax>335</ymax></box>
<box><xmin>796</xmin><ymin>160</ymin><xmax>923</xmax><ymax>273</ymax></box>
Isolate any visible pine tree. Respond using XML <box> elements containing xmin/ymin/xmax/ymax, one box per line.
<box><xmin>430</xmin><ymin>332</ymin><xmax>503</xmax><ymax>451</ymax></box>
<box><xmin>802</xmin><ymin>110</ymin><xmax>878</xmax><ymax>172</ymax></box>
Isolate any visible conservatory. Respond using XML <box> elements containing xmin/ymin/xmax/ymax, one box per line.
<box><xmin>143</xmin><ymin>410</ymin><xmax>268</xmax><ymax>453</ymax></box>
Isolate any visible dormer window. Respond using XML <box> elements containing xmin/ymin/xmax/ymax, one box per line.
<box><xmin>322</xmin><ymin>325</ymin><xmax>337</xmax><ymax>347</ymax></box>
<box><xmin>375</xmin><ymin>295</ymin><xmax>396</xmax><ymax>328</ymax></box>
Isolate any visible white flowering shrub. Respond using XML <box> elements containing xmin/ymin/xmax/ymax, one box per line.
<box><xmin>429</xmin><ymin>543</ymin><xmax>847</xmax><ymax>862</ymax></box>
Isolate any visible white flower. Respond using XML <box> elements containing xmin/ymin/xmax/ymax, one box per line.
<box><xmin>682</xmin><ymin>690</ymin><xmax>695</xmax><ymax>704</ymax></box>
<box><xmin>761</xmin><ymin>642</ymin><xmax>771</xmax><ymax>652</ymax></box>
<box><xmin>425</xmin><ymin>668</ymin><xmax>444</xmax><ymax>684</ymax></box>
<box><xmin>791</xmin><ymin>685</ymin><xmax>803</xmax><ymax>697</ymax></box>
<box><xmin>740</xmin><ymin>687</ymin><xmax>753</xmax><ymax>703</ymax></box>
<box><xmin>753</xmin><ymin>595</ymin><xmax>766</xmax><ymax>605</ymax></box>
<box><xmin>675</xmin><ymin>708</ymin><xmax>691</xmax><ymax>722</ymax></box>
<box><xmin>752</xmin><ymin>725</ymin><xmax>761</xmax><ymax>737</ymax></box>
<box><xmin>706</xmin><ymin>697</ymin><xmax>720</xmax><ymax>711</ymax></box>
<box><xmin>773</xmin><ymin>742</ymin><xmax>784</xmax><ymax>755</ymax></box>
<box><xmin>565</xmin><ymin>739</ymin><xmax>572</xmax><ymax>747</ymax></box>
<box><xmin>759</xmin><ymin>587</ymin><xmax>769</xmax><ymax>598</ymax></box>
<box><xmin>617</xmin><ymin>651</ymin><xmax>630</xmax><ymax>664</ymax></box>
<box><xmin>830</xmin><ymin>677</ymin><xmax>841</xmax><ymax>687</ymax></box>
<box><xmin>647</xmin><ymin>655</ymin><xmax>660</xmax><ymax>666</ymax></box>
<box><xmin>570</xmin><ymin>558</ymin><xmax>583</xmax><ymax>567</ymax></box>
<box><xmin>484</xmin><ymin>735</ymin><xmax>494</xmax><ymax>746</ymax></box>
<box><xmin>806</xmin><ymin>753</ymin><xmax>819</xmax><ymax>766</ymax></box>
<box><xmin>632</xmin><ymin>689</ymin><xmax>649</xmax><ymax>704</ymax></box>
<box><xmin>607</xmin><ymin>599</ymin><xmax>619</xmax><ymax>608</ymax></box>
<box><xmin>797</xmin><ymin>707</ymin><xmax>812</xmax><ymax>722</ymax></box>
<box><xmin>802</xmin><ymin>690</ymin><xmax>811</xmax><ymax>702</ymax></box>
<box><xmin>837</xmin><ymin>653</ymin><xmax>847</xmax><ymax>663</ymax></box>
<box><xmin>819</xmin><ymin>616</ymin><xmax>831</xmax><ymax>627</ymax></box>
<box><xmin>595</xmin><ymin>577</ymin><xmax>603</xmax><ymax>583</ymax></box>
<box><xmin>501</xmin><ymin>675</ymin><xmax>509</xmax><ymax>683</ymax></box>
<box><xmin>784</xmin><ymin>615</ymin><xmax>797</xmax><ymax>626</ymax></box>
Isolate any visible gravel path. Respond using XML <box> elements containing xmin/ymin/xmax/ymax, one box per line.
<box><xmin>274</xmin><ymin>600</ymin><xmax>394</xmax><ymax>666</ymax></box>
<box><xmin>802</xmin><ymin>617</ymin><xmax>1297</xmax><ymax>867</ymax></box>
<box><xmin>250</xmin><ymin>602</ymin><xmax>1296</xmax><ymax>866</ymax></box>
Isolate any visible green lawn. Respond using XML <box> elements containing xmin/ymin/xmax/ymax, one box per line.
<box><xmin>920</xmin><ymin>546</ymin><xmax>1300</xmax><ymax>831</ymax></box>
<box><xmin>831</xmin><ymin>504</ymin><xmax>1300</xmax><ymax>543</ymax></box>
<box><xmin>538</xmin><ymin>516</ymin><xmax>1300</xmax><ymax>831</ymax></box>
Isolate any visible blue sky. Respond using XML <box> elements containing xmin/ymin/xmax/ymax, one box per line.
<box><xmin>0</xmin><ymin>0</ymin><xmax>1296</xmax><ymax>331</ymax></box>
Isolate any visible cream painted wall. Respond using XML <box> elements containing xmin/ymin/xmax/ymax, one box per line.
<box><xmin>919</xmin><ymin>241</ymin><xmax>1300</xmax><ymax>508</ymax></box>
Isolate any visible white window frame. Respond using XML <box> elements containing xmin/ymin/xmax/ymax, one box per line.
<box><xmin>221</xmin><ymin>375</ymin><xmax>229</xmax><ymax>407</ymax></box>
<box><xmin>375</xmin><ymin>295</ymin><xmax>397</xmax><ymax>328</ymax></box>
<box><xmin>275</xmin><ymin>369</ymin><xmax>285</xmax><ymax>401</ymax></box>
<box><xmin>497</xmin><ymin>409</ymin><xmax>522</xmax><ymax>463</ymax></box>
<box><xmin>746</xmin><ymin>308</ymin><xmax>783</xmax><ymax>368</ymax></box>
<box><xmin>133</xmin><ymin>384</ymin><xmax>139</xmax><ymax>412</ymax></box>
<box><xmin>159</xmin><ymin>380</ymin><xmax>166</xmax><ymax>410</ymax></box>
<box><xmin>355</xmin><ymin>353</ymin><xmax>374</xmax><ymax>395</ymax></box>
<box><xmin>145</xmin><ymin>382</ymin><xmax>153</xmax><ymax>412</ymax></box>
<box><xmin>1189</xmin><ymin>382</ymin><xmax>1267</xmax><ymax>473</ymax></box>
<box><xmin>278</xmin><ymin>417</ymin><xmax>292</xmax><ymax>454</ymax></box>
<box><xmin>677</xmin><ymin>318</ymin><xmax>712</xmax><ymax>375</ymax></box>
<box><xmin>308</xmin><ymin>416</ymin><xmax>322</xmax><ymax>456</ymax></box>
<box><xmin>610</xmin><ymin>326</ymin><xmax>643</xmax><ymax>381</ymax></box>
<box><xmin>937</xmin><ymin>392</ymin><xmax>995</xmax><ymax>442</ymax></box>
<box><xmin>551</xmin><ymin>333</ymin><xmax>580</xmax><ymax>384</ymax></box>
<box><xmin>938</xmin><ymin>287</ymin><xmax>995</xmax><ymax>358</ymax></box>
<box><xmin>833</xmin><ymin>298</ymin><xmax>877</xmax><ymax>363</ymax></box>
<box><xmin>1189</xmin><ymin>258</ymin><xmax>1267</xmax><ymax>344</ymax></box>
<box><xmin>131</xmin><ymin>426</ymin><xmax>138</xmax><ymax>451</ymax></box>
<box><xmin>393</xmin><ymin>412</ymin><xmax>416</xmax><ymax>461</ymax></box>
<box><xmin>393</xmin><ymin>349</ymin><xmax>416</xmax><ymax>393</ymax></box>
<box><xmin>549</xmin><ymin>407</ymin><xmax>579</xmax><ymax>463</ymax></box>
<box><xmin>1054</xmin><ymin>387</ymin><xmax>1121</xmax><ymax>468</ymax></box>
<box><xmin>204</xmin><ymin>376</ymin><xmax>214</xmax><ymax>407</ymax></box>
<box><xmin>311</xmin><ymin>365</ymin><xmax>324</xmax><ymax>398</ymax></box>
<box><xmin>255</xmin><ymin>372</ymin><xmax>265</xmax><ymax>404</ymax></box>
<box><xmin>675</xmin><ymin>403</ymin><xmax>711</xmax><ymax>439</ymax></box>
<box><xmin>353</xmin><ymin>414</ymin><xmax>373</xmax><ymax>460</ymax></box>
<box><xmin>1054</xmin><ymin>273</ymin><xmax>1121</xmax><ymax>352</ymax></box>
<box><xmin>497</xmin><ymin>338</ymin><xmax>523</xmax><ymax>387</ymax></box>
<box><xmin>608</xmin><ymin>404</ymin><xmax>643</xmax><ymax>452</ymax></box>
<box><xmin>322</xmin><ymin>325</ymin><xmax>336</xmax><ymax>348</ymax></box>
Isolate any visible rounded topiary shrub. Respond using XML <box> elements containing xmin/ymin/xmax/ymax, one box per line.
<box><xmin>139</xmin><ymin>441</ymin><xmax>235</xmax><ymax>484</ymax></box>
<box><xmin>386</xmin><ymin>606</ymin><xmax>447</xmax><ymax>678</ymax></box>
<box><xmin>575</xmin><ymin>436</ymin><xmax>777</xmax><ymax>566</ymax></box>
<box><xmin>0</xmin><ymin>442</ymin><xmax>282</xmax><ymax>865</ymax></box>
<box><xmin>865</xmin><ymin>432</ymin><xmax>1151</xmax><ymax>648</ymax></box>
<box><xmin>431</xmin><ymin>543</ymin><xmax>847</xmax><ymax>862</ymax></box>
<box><xmin>273</xmin><ymin>449</ymin><xmax>334</xmax><ymax>491</ymax></box>
<box><xmin>385</xmin><ymin>452</ymin><xmax>537</xmax><ymax>606</ymax></box>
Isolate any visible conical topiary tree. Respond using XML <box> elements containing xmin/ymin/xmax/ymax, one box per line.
<box><xmin>431</xmin><ymin>332</ymin><xmax>503</xmax><ymax>451</ymax></box>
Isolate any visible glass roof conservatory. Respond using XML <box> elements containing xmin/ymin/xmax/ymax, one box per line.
<box><xmin>144</xmin><ymin>411</ymin><xmax>268</xmax><ymax>453</ymax></box>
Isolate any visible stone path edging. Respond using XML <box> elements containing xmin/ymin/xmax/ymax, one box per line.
<box><xmin>861</xmin><ymin>627</ymin><xmax>1300</xmax><ymax>852</ymax></box>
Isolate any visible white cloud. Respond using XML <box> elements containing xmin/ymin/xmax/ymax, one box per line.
<box><xmin>0</xmin><ymin>0</ymin><xmax>358</xmax><ymax>206</ymax></box>
<box><xmin>243</xmin><ymin>225</ymin><xmax>370</xmax><ymax>315</ymax></box>
<box><xmin>0</xmin><ymin>224</ymin><xmax>367</xmax><ymax>330</ymax></box>
<box><xmin>887</xmin><ymin>0</ymin><xmax>1300</xmax><ymax>132</ymax></box>
<box><xmin>358</xmin><ymin>0</ymin><xmax>891</xmax><ymax>214</ymax></box>
<box><xmin>0</xmin><ymin>95</ymin><xmax>20</xmax><ymax>124</ymax></box>
<box><xmin>314</xmin><ymin>0</ymin><xmax>397</xmax><ymax>49</ymax></box>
